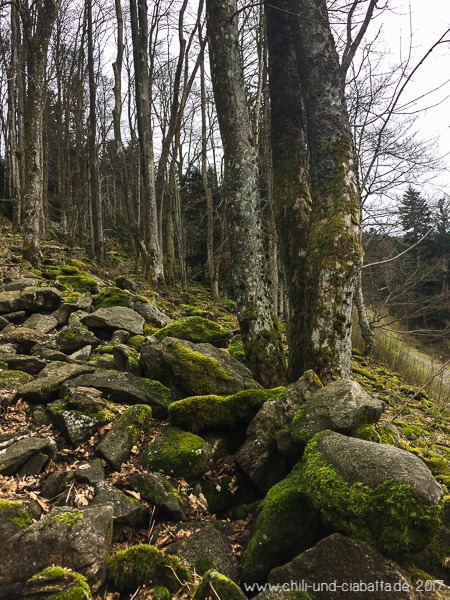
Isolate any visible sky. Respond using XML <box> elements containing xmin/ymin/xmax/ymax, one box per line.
<box><xmin>379</xmin><ymin>0</ymin><xmax>450</xmax><ymax>198</ymax></box>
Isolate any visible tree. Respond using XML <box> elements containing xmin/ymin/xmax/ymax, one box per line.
<box><xmin>266</xmin><ymin>0</ymin><xmax>363</xmax><ymax>382</ymax></box>
<box><xmin>399</xmin><ymin>186</ymin><xmax>432</xmax><ymax>245</ymax></box>
<box><xmin>206</xmin><ymin>0</ymin><xmax>287</xmax><ymax>386</ymax></box>
<box><xmin>18</xmin><ymin>0</ymin><xmax>59</xmax><ymax>265</ymax></box>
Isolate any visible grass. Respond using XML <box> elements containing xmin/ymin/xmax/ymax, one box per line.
<box><xmin>352</xmin><ymin>314</ymin><xmax>450</xmax><ymax>409</ymax></box>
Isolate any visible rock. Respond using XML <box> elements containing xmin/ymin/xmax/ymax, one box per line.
<box><xmin>0</xmin><ymin>343</ymin><xmax>17</xmax><ymax>354</ymax></box>
<box><xmin>63</xmin><ymin>370</ymin><xmax>173</xmax><ymax>418</ymax></box>
<box><xmin>22</xmin><ymin>313</ymin><xmax>58</xmax><ymax>333</ymax></box>
<box><xmin>131</xmin><ymin>299</ymin><xmax>171</xmax><ymax>327</ymax></box>
<box><xmin>290</xmin><ymin>379</ymin><xmax>385</xmax><ymax>445</ymax></box>
<box><xmin>140</xmin><ymin>336</ymin><xmax>260</xmax><ymax>397</ymax></box>
<box><xmin>51</xmin><ymin>323</ymin><xmax>99</xmax><ymax>354</ymax></box>
<box><xmin>199</xmin><ymin>472</ymin><xmax>256</xmax><ymax>513</ymax></box>
<box><xmin>268</xmin><ymin>534</ymin><xmax>425</xmax><ymax>600</ymax></box>
<box><xmin>0</xmin><ymin>499</ymin><xmax>41</xmax><ymax>546</ymax></box>
<box><xmin>2</xmin><ymin>310</ymin><xmax>26</xmax><ymax>323</ymax></box>
<box><xmin>142</xmin><ymin>427</ymin><xmax>213</xmax><ymax>480</ymax></box>
<box><xmin>237</xmin><ymin>371</ymin><xmax>322</xmax><ymax>492</ymax></box>
<box><xmin>91</xmin><ymin>482</ymin><xmax>148</xmax><ymax>531</ymax></box>
<box><xmin>75</xmin><ymin>459</ymin><xmax>105</xmax><ymax>485</ymax></box>
<box><xmin>24</xmin><ymin>566</ymin><xmax>93</xmax><ymax>600</ymax></box>
<box><xmin>300</xmin><ymin>431</ymin><xmax>444</xmax><ymax>555</ymax></box>
<box><xmin>129</xmin><ymin>472</ymin><xmax>186</xmax><ymax>521</ymax></box>
<box><xmin>0</xmin><ymin>436</ymin><xmax>57</xmax><ymax>475</ymax></box>
<box><xmin>53</xmin><ymin>293</ymin><xmax>93</xmax><ymax>325</ymax></box>
<box><xmin>0</xmin><ymin>290</ymin><xmax>21</xmax><ymax>314</ymax></box>
<box><xmin>194</xmin><ymin>569</ymin><xmax>246</xmax><ymax>600</ymax></box>
<box><xmin>48</xmin><ymin>406</ymin><xmax>100</xmax><ymax>446</ymax></box>
<box><xmin>65</xmin><ymin>386</ymin><xmax>107</xmax><ymax>412</ymax></box>
<box><xmin>107</xmin><ymin>543</ymin><xmax>191</xmax><ymax>593</ymax></box>
<box><xmin>0</xmin><ymin>353</ymin><xmax>47</xmax><ymax>375</ymax></box>
<box><xmin>0</xmin><ymin>315</ymin><xmax>9</xmax><ymax>331</ymax></box>
<box><xmin>0</xmin><ymin>286</ymin><xmax>61</xmax><ymax>314</ymax></box>
<box><xmin>0</xmin><ymin>505</ymin><xmax>113</xmax><ymax>591</ymax></box>
<box><xmin>2</xmin><ymin>277</ymin><xmax>39</xmax><ymax>291</ymax></box>
<box><xmin>17</xmin><ymin>362</ymin><xmax>95</xmax><ymax>403</ymax></box>
<box><xmin>0</xmin><ymin>369</ymin><xmax>33</xmax><ymax>390</ymax></box>
<box><xmin>168</xmin><ymin>387</ymin><xmax>285</xmax><ymax>433</ymax></box>
<box><xmin>0</xmin><ymin>326</ymin><xmax>48</xmax><ymax>353</ymax></box>
<box><xmin>111</xmin><ymin>329</ymin><xmax>130</xmax><ymax>344</ymax></box>
<box><xmin>168</xmin><ymin>524</ymin><xmax>239</xmax><ymax>581</ymax></box>
<box><xmin>154</xmin><ymin>316</ymin><xmax>230</xmax><ymax>346</ymax></box>
<box><xmin>96</xmin><ymin>404</ymin><xmax>153</xmax><ymax>470</ymax></box>
<box><xmin>112</xmin><ymin>343</ymin><xmax>140</xmax><ymax>374</ymax></box>
<box><xmin>41</xmin><ymin>470</ymin><xmax>75</xmax><ymax>501</ymax></box>
<box><xmin>19</xmin><ymin>451</ymin><xmax>50</xmax><ymax>475</ymax></box>
<box><xmin>82</xmin><ymin>306</ymin><xmax>145</xmax><ymax>336</ymax></box>
<box><xmin>241</xmin><ymin>463</ymin><xmax>325</xmax><ymax>586</ymax></box>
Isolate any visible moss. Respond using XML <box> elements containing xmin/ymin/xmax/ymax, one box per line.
<box><xmin>194</xmin><ymin>570</ymin><xmax>246</xmax><ymax>600</ymax></box>
<box><xmin>142</xmin><ymin>427</ymin><xmax>212</xmax><ymax>479</ymax></box>
<box><xmin>228</xmin><ymin>334</ymin><xmax>246</xmax><ymax>363</ymax></box>
<box><xmin>169</xmin><ymin>387</ymin><xmax>285</xmax><ymax>433</ymax></box>
<box><xmin>128</xmin><ymin>335</ymin><xmax>145</xmax><ymax>349</ymax></box>
<box><xmin>0</xmin><ymin>369</ymin><xmax>30</xmax><ymax>380</ymax></box>
<box><xmin>51</xmin><ymin>510</ymin><xmax>84</xmax><ymax>531</ymax></box>
<box><xmin>151</xmin><ymin>586</ymin><xmax>171</xmax><ymax>600</ymax></box>
<box><xmin>0</xmin><ymin>499</ymin><xmax>34</xmax><ymax>529</ymax></box>
<box><xmin>195</xmin><ymin>556</ymin><xmax>217</xmax><ymax>576</ymax></box>
<box><xmin>378</xmin><ymin>425</ymin><xmax>397</xmax><ymax>445</ymax></box>
<box><xmin>61</xmin><ymin>290</ymin><xmax>82</xmax><ymax>304</ymax></box>
<box><xmin>59</xmin><ymin>265</ymin><xmax>80</xmax><ymax>275</ymax></box>
<box><xmin>27</xmin><ymin>566</ymin><xmax>91</xmax><ymax>600</ymax></box>
<box><xmin>92</xmin><ymin>287</ymin><xmax>131</xmax><ymax>308</ymax></box>
<box><xmin>170</xmin><ymin>340</ymin><xmax>234</xmax><ymax>389</ymax></box>
<box><xmin>107</xmin><ymin>543</ymin><xmax>191</xmax><ymax>592</ymax></box>
<box><xmin>95</xmin><ymin>344</ymin><xmax>114</xmax><ymax>355</ymax></box>
<box><xmin>154</xmin><ymin>316</ymin><xmax>230</xmax><ymax>346</ymax></box>
<box><xmin>299</xmin><ymin>433</ymin><xmax>443</xmax><ymax>556</ymax></box>
<box><xmin>68</xmin><ymin>259</ymin><xmax>88</xmax><ymax>270</ymax></box>
<box><xmin>57</xmin><ymin>274</ymin><xmax>99</xmax><ymax>293</ymax></box>
<box><xmin>351</xmin><ymin>424</ymin><xmax>381</xmax><ymax>443</ymax></box>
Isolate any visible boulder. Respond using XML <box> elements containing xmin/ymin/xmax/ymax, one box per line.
<box><xmin>241</xmin><ymin>463</ymin><xmax>325</xmax><ymax>586</ymax></box>
<box><xmin>129</xmin><ymin>472</ymin><xmax>187</xmax><ymax>521</ymax></box>
<box><xmin>0</xmin><ymin>499</ymin><xmax>41</xmax><ymax>546</ymax></box>
<box><xmin>63</xmin><ymin>370</ymin><xmax>173</xmax><ymax>418</ymax></box>
<box><xmin>17</xmin><ymin>362</ymin><xmax>95</xmax><ymax>403</ymax></box>
<box><xmin>0</xmin><ymin>326</ymin><xmax>48</xmax><ymax>353</ymax></box>
<box><xmin>154</xmin><ymin>316</ymin><xmax>230</xmax><ymax>346</ymax></box>
<box><xmin>168</xmin><ymin>387</ymin><xmax>285</xmax><ymax>433</ymax></box>
<box><xmin>300</xmin><ymin>431</ymin><xmax>444</xmax><ymax>555</ymax></box>
<box><xmin>268</xmin><ymin>533</ymin><xmax>433</xmax><ymax>600</ymax></box>
<box><xmin>194</xmin><ymin>569</ymin><xmax>246</xmax><ymax>600</ymax></box>
<box><xmin>82</xmin><ymin>306</ymin><xmax>145</xmax><ymax>336</ymax></box>
<box><xmin>0</xmin><ymin>435</ymin><xmax>57</xmax><ymax>475</ymax></box>
<box><xmin>91</xmin><ymin>482</ymin><xmax>148</xmax><ymax>531</ymax></box>
<box><xmin>131</xmin><ymin>299</ymin><xmax>171</xmax><ymax>327</ymax></box>
<box><xmin>0</xmin><ymin>353</ymin><xmax>47</xmax><ymax>375</ymax></box>
<box><xmin>0</xmin><ymin>505</ymin><xmax>113</xmax><ymax>591</ymax></box>
<box><xmin>51</xmin><ymin>323</ymin><xmax>99</xmax><ymax>354</ymax></box>
<box><xmin>0</xmin><ymin>286</ymin><xmax>61</xmax><ymax>315</ymax></box>
<box><xmin>0</xmin><ymin>369</ymin><xmax>33</xmax><ymax>390</ymax></box>
<box><xmin>290</xmin><ymin>379</ymin><xmax>385</xmax><ymax>445</ymax></box>
<box><xmin>48</xmin><ymin>406</ymin><xmax>100</xmax><ymax>446</ymax></box>
<box><xmin>22</xmin><ymin>313</ymin><xmax>58</xmax><ymax>333</ymax></box>
<box><xmin>74</xmin><ymin>458</ymin><xmax>105</xmax><ymax>485</ymax></box>
<box><xmin>96</xmin><ymin>404</ymin><xmax>153</xmax><ymax>470</ymax></box>
<box><xmin>168</xmin><ymin>523</ymin><xmax>239</xmax><ymax>581</ymax></box>
<box><xmin>237</xmin><ymin>371</ymin><xmax>322</xmax><ymax>491</ymax></box>
<box><xmin>142</xmin><ymin>427</ymin><xmax>213</xmax><ymax>480</ymax></box>
<box><xmin>140</xmin><ymin>336</ymin><xmax>260</xmax><ymax>397</ymax></box>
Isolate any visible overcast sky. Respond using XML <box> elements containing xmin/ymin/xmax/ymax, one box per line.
<box><xmin>379</xmin><ymin>0</ymin><xmax>450</xmax><ymax>197</ymax></box>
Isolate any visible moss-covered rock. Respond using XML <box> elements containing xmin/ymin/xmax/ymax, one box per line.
<box><xmin>228</xmin><ymin>334</ymin><xmax>246</xmax><ymax>363</ymax></box>
<box><xmin>57</xmin><ymin>274</ymin><xmax>100</xmax><ymax>294</ymax></box>
<box><xmin>92</xmin><ymin>286</ymin><xmax>131</xmax><ymax>309</ymax></box>
<box><xmin>27</xmin><ymin>566</ymin><xmax>92</xmax><ymax>600</ymax></box>
<box><xmin>169</xmin><ymin>387</ymin><xmax>285</xmax><ymax>433</ymax></box>
<box><xmin>154</xmin><ymin>316</ymin><xmax>230</xmax><ymax>346</ymax></box>
<box><xmin>0</xmin><ymin>499</ymin><xmax>39</xmax><ymax>544</ymax></box>
<box><xmin>107</xmin><ymin>544</ymin><xmax>191</xmax><ymax>593</ymax></box>
<box><xmin>142</xmin><ymin>427</ymin><xmax>213</xmax><ymax>479</ymax></box>
<box><xmin>200</xmin><ymin>473</ymin><xmax>256</xmax><ymax>513</ymax></box>
<box><xmin>128</xmin><ymin>472</ymin><xmax>187</xmax><ymax>520</ymax></box>
<box><xmin>299</xmin><ymin>431</ymin><xmax>444</xmax><ymax>556</ymax></box>
<box><xmin>193</xmin><ymin>570</ymin><xmax>246</xmax><ymax>600</ymax></box>
<box><xmin>241</xmin><ymin>464</ymin><xmax>324</xmax><ymax>586</ymax></box>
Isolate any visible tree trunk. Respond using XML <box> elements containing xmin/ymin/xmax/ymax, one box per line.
<box><xmin>19</xmin><ymin>0</ymin><xmax>58</xmax><ymax>266</ymax></box>
<box><xmin>266</xmin><ymin>0</ymin><xmax>363</xmax><ymax>381</ymax></box>
<box><xmin>129</xmin><ymin>0</ymin><xmax>164</xmax><ymax>285</ymax></box>
<box><xmin>206</xmin><ymin>0</ymin><xmax>287</xmax><ymax>386</ymax></box>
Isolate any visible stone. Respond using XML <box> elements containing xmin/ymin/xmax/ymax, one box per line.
<box><xmin>3</xmin><ymin>277</ymin><xmax>39</xmax><ymax>291</ymax></box>
<box><xmin>0</xmin><ymin>286</ymin><xmax>61</xmax><ymax>314</ymax></box>
<box><xmin>96</xmin><ymin>404</ymin><xmax>153</xmax><ymax>470</ymax></box>
<box><xmin>0</xmin><ymin>436</ymin><xmax>57</xmax><ymax>475</ymax></box>
<box><xmin>48</xmin><ymin>407</ymin><xmax>100</xmax><ymax>446</ymax></box>
<box><xmin>0</xmin><ymin>354</ymin><xmax>47</xmax><ymax>375</ymax></box>
<box><xmin>65</xmin><ymin>386</ymin><xmax>107</xmax><ymax>413</ymax></box>
<box><xmin>41</xmin><ymin>470</ymin><xmax>75</xmax><ymax>501</ymax></box>
<box><xmin>51</xmin><ymin>323</ymin><xmax>99</xmax><ymax>354</ymax></box>
<box><xmin>17</xmin><ymin>362</ymin><xmax>95</xmax><ymax>403</ymax></box>
<box><xmin>19</xmin><ymin>451</ymin><xmax>50</xmax><ymax>475</ymax></box>
<box><xmin>142</xmin><ymin>427</ymin><xmax>213</xmax><ymax>480</ymax></box>
<box><xmin>300</xmin><ymin>431</ymin><xmax>444</xmax><ymax>555</ymax></box>
<box><xmin>53</xmin><ymin>293</ymin><xmax>93</xmax><ymax>325</ymax></box>
<box><xmin>0</xmin><ymin>326</ymin><xmax>48</xmax><ymax>353</ymax></box>
<box><xmin>0</xmin><ymin>499</ymin><xmax>41</xmax><ymax>546</ymax></box>
<box><xmin>154</xmin><ymin>316</ymin><xmax>231</xmax><ymax>346</ymax></box>
<box><xmin>91</xmin><ymin>482</ymin><xmax>148</xmax><ymax>530</ymax></box>
<box><xmin>74</xmin><ymin>459</ymin><xmax>105</xmax><ymax>485</ymax></box>
<box><xmin>237</xmin><ymin>372</ymin><xmax>322</xmax><ymax>492</ymax></box>
<box><xmin>82</xmin><ymin>306</ymin><xmax>145</xmax><ymax>336</ymax></box>
<box><xmin>0</xmin><ymin>369</ymin><xmax>33</xmax><ymax>390</ymax></box>
<box><xmin>69</xmin><ymin>345</ymin><xmax>92</xmax><ymax>361</ymax></box>
<box><xmin>0</xmin><ymin>505</ymin><xmax>113</xmax><ymax>591</ymax></box>
<box><xmin>23</xmin><ymin>313</ymin><xmax>58</xmax><ymax>333</ymax></box>
<box><xmin>140</xmin><ymin>336</ymin><xmax>260</xmax><ymax>398</ymax></box>
<box><xmin>268</xmin><ymin>534</ymin><xmax>427</xmax><ymax>600</ymax></box>
<box><xmin>194</xmin><ymin>570</ymin><xmax>246</xmax><ymax>600</ymax></box>
<box><xmin>131</xmin><ymin>299</ymin><xmax>171</xmax><ymax>327</ymax></box>
<box><xmin>63</xmin><ymin>370</ymin><xmax>173</xmax><ymax>418</ymax></box>
<box><xmin>290</xmin><ymin>379</ymin><xmax>385</xmax><ymax>445</ymax></box>
<box><xmin>168</xmin><ymin>524</ymin><xmax>239</xmax><ymax>581</ymax></box>
<box><xmin>128</xmin><ymin>472</ymin><xmax>187</xmax><ymax>521</ymax></box>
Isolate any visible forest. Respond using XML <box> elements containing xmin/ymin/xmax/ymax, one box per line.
<box><xmin>0</xmin><ymin>0</ymin><xmax>449</xmax><ymax>384</ymax></box>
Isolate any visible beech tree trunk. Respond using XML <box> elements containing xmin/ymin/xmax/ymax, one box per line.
<box><xmin>19</xmin><ymin>0</ymin><xmax>58</xmax><ymax>266</ymax></box>
<box><xmin>267</xmin><ymin>0</ymin><xmax>363</xmax><ymax>382</ymax></box>
<box><xmin>206</xmin><ymin>0</ymin><xmax>287</xmax><ymax>386</ymax></box>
